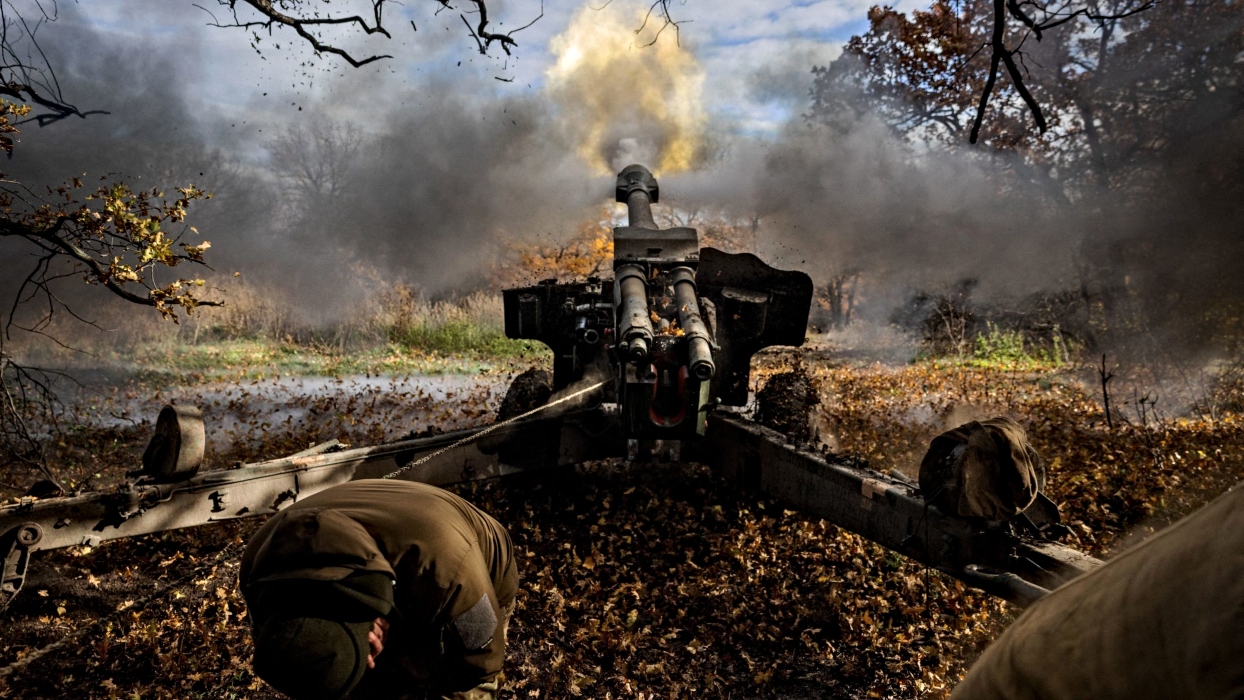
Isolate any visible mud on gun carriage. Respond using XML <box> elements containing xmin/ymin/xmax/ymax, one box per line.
<box><xmin>0</xmin><ymin>165</ymin><xmax>1101</xmax><ymax>614</ymax></box>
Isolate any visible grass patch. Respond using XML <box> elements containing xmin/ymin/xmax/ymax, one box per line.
<box><xmin>119</xmin><ymin>337</ymin><xmax>549</xmax><ymax>381</ymax></box>
<box><xmin>5</xmin><ymin>282</ymin><xmax>553</xmax><ymax>382</ymax></box>
<box><xmin>922</xmin><ymin>322</ymin><xmax>1074</xmax><ymax>370</ymax></box>
<box><xmin>388</xmin><ymin>319</ymin><xmax>541</xmax><ymax>357</ymax></box>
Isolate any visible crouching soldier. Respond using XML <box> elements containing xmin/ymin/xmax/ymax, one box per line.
<box><xmin>239</xmin><ymin>479</ymin><xmax>518</xmax><ymax>700</ymax></box>
<box><xmin>950</xmin><ymin>474</ymin><xmax>1244</xmax><ymax>699</ymax></box>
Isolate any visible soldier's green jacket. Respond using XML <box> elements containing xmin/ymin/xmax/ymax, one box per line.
<box><xmin>240</xmin><ymin>480</ymin><xmax>519</xmax><ymax>694</ymax></box>
<box><xmin>951</xmin><ymin>482</ymin><xmax>1244</xmax><ymax>700</ymax></box>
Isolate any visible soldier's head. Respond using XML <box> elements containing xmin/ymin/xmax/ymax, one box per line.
<box><xmin>249</xmin><ymin>571</ymin><xmax>395</xmax><ymax>700</ymax></box>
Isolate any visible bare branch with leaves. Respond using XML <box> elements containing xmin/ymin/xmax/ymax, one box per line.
<box><xmin>0</xmin><ymin>7</ymin><xmax>222</xmax><ymax>482</ymax></box>
<box><xmin>0</xmin><ymin>171</ymin><xmax>221</xmax><ymax>327</ymax></box>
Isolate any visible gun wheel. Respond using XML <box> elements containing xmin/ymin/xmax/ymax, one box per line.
<box><xmin>755</xmin><ymin>369</ymin><xmax>821</xmax><ymax>445</ymax></box>
<box><xmin>497</xmin><ymin>368</ymin><xmax>553</xmax><ymax>421</ymax></box>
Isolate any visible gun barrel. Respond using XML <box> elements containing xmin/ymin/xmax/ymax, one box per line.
<box><xmin>626</xmin><ymin>189</ymin><xmax>658</xmax><ymax>230</ymax></box>
<box><xmin>615</xmin><ymin>263</ymin><xmax>654</xmax><ymax>362</ymax></box>
<box><xmin>671</xmin><ymin>267</ymin><xmax>714</xmax><ymax>380</ymax></box>
<box><xmin>616</xmin><ymin>164</ymin><xmax>659</xmax><ymax>230</ymax></box>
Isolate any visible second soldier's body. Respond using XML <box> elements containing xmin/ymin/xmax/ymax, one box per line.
<box><xmin>240</xmin><ymin>479</ymin><xmax>518</xmax><ymax>700</ymax></box>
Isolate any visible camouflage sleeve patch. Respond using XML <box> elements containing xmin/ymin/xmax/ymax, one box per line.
<box><xmin>452</xmin><ymin>594</ymin><xmax>497</xmax><ymax>651</ymax></box>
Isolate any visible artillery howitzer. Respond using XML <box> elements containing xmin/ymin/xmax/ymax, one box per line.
<box><xmin>1</xmin><ymin>165</ymin><xmax>1099</xmax><ymax>613</ymax></box>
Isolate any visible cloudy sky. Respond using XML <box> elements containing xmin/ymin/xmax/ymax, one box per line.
<box><xmin>64</xmin><ymin>0</ymin><xmax>920</xmax><ymax>146</ymax></box>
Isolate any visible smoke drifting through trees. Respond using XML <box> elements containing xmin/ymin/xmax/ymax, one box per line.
<box><xmin>3</xmin><ymin>0</ymin><xmax>1239</xmax><ymax>365</ymax></box>
<box><xmin>740</xmin><ymin>0</ymin><xmax>1244</xmax><ymax>360</ymax></box>
<box><xmin>0</xmin><ymin>4</ymin><xmax>604</xmax><ymax>329</ymax></box>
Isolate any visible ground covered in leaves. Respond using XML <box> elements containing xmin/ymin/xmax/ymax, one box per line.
<box><xmin>2</xmin><ymin>347</ymin><xmax>1242</xmax><ymax>699</ymax></box>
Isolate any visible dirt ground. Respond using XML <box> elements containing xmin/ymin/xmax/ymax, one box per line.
<box><xmin>2</xmin><ymin>346</ymin><xmax>1242</xmax><ymax>699</ymax></box>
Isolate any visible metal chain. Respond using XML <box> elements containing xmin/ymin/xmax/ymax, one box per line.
<box><xmin>382</xmin><ymin>380</ymin><xmax>607</xmax><ymax>480</ymax></box>
<box><xmin>0</xmin><ymin>542</ymin><xmax>243</xmax><ymax>680</ymax></box>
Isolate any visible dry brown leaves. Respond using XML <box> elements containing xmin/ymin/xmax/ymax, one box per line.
<box><xmin>795</xmin><ymin>356</ymin><xmax>1244</xmax><ymax>555</ymax></box>
<box><xmin>464</xmin><ymin>462</ymin><xmax>1005</xmax><ymax>699</ymax></box>
<box><xmin>2</xmin><ymin>354</ymin><xmax>1242</xmax><ymax>699</ymax></box>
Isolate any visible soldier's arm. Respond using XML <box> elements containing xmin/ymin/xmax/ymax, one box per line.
<box><xmin>437</xmin><ymin>549</ymin><xmax>509</xmax><ymax>693</ymax></box>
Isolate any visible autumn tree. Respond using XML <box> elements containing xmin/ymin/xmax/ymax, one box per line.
<box><xmin>813</xmin><ymin>0</ymin><xmax>1244</xmax><ymax>353</ymax></box>
<box><xmin>495</xmin><ymin>205</ymin><xmax>615</xmax><ymax>287</ymax></box>
<box><xmin>654</xmin><ymin>208</ymin><xmax>758</xmax><ymax>254</ymax></box>
<box><xmin>812</xmin><ymin>0</ymin><xmax>1244</xmax><ymax>196</ymax></box>
<box><xmin>0</xmin><ymin>101</ymin><xmax>219</xmax><ymax>484</ymax></box>
<box><xmin>812</xmin><ymin>0</ymin><xmax>1169</xmax><ymax>147</ymax></box>
<box><xmin>269</xmin><ymin>120</ymin><xmax>363</xmax><ymax>204</ymax></box>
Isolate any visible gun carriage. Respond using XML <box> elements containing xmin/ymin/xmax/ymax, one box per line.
<box><xmin>0</xmin><ymin>165</ymin><xmax>1099</xmax><ymax>613</ymax></box>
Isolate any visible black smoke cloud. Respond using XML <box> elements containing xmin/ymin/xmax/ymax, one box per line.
<box><xmin>665</xmin><ymin>6</ymin><xmax>1243</xmax><ymax>360</ymax></box>
<box><xmin>325</xmin><ymin>89</ymin><xmax>598</xmax><ymax>294</ymax></box>
<box><xmin>757</xmin><ymin>119</ymin><xmax>1071</xmax><ymax>299</ymax></box>
<box><xmin>659</xmin><ymin>118</ymin><xmax>1075</xmax><ymax>313</ymax></box>
<box><xmin>0</xmin><ymin>4</ymin><xmax>278</xmax><ymax>306</ymax></box>
<box><xmin>0</xmin><ymin>3</ymin><xmax>605</xmax><ymax>327</ymax></box>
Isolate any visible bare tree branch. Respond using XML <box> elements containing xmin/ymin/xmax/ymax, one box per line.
<box><xmin>971</xmin><ymin>0</ymin><xmax>1008</xmax><ymax>143</ymax></box>
<box><xmin>0</xmin><ymin>1</ymin><xmax>108</xmax><ymax>126</ymax></box>
<box><xmin>635</xmin><ymin>0</ymin><xmax>687</xmax><ymax>47</ymax></box>
<box><xmin>971</xmin><ymin>0</ymin><xmax>1155</xmax><ymax>142</ymax></box>
<box><xmin>205</xmin><ymin>0</ymin><xmax>394</xmax><ymax>67</ymax></box>
<box><xmin>1026</xmin><ymin>0</ymin><xmax>1154</xmax><ymax>34</ymax></box>
<box><xmin>447</xmin><ymin>0</ymin><xmax>542</xmax><ymax>56</ymax></box>
<box><xmin>1001</xmin><ymin>45</ymin><xmax>1047</xmax><ymax>131</ymax></box>
<box><xmin>0</xmin><ymin>352</ymin><xmax>67</xmax><ymax>486</ymax></box>
<box><xmin>206</xmin><ymin>0</ymin><xmax>542</xmax><ymax>64</ymax></box>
